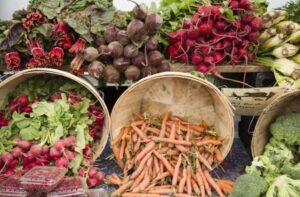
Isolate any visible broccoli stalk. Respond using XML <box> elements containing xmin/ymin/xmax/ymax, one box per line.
<box><xmin>266</xmin><ymin>175</ymin><xmax>300</xmax><ymax>197</ymax></box>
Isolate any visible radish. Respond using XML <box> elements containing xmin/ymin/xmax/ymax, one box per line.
<box><xmin>29</xmin><ymin>144</ymin><xmax>42</xmax><ymax>156</ymax></box>
<box><xmin>3</xmin><ymin>168</ymin><xmax>14</xmax><ymax>176</ymax></box>
<box><xmin>191</xmin><ymin>53</ymin><xmax>203</xmax><ymax>65</ymax></box>
<box><xmin>55</xmin><ymin>157</ymin><xmax>69</xmax><ymax>168</ymax></box>
<box><xmin>17</xmin><ymin>140</ymin><xmax>32</xmax><ymax>150</ymax></box>
<box><xmin>204</xmin><ymin>56</ymin><xmax>214</xmax><ymax>65</ymax></box>
<box><xmin>78</xmin><ymin>167</ymin><xmax>87</xmax><ymax>177</ymax></box>
<box><xmin>250</xmin><ymin>17</ymin><xmax>263</xmax><ymax>31</ymax></box>
<box><xmin>8</xmin><ymin>101</ymin><xmax>19</xmax><ymax>113</ymax></box>
<box><xmin>197</xmin><ymin>64</ymin><xmax>209</xmax><ymax>73</ymax></box>
<box><xmin>1</xmin><ymin>152</ymin><xmax>13</xmax><ymax>164</ymax></box>
<box><xmin>22</xmin><ymin>156</ymin><xmax>33</xmax><ymax>166</ymax></box>
<box><xmin>87</xmin><ymin>178</ymin><xmax>98</xmax><ymax>187</ymax></box>
<box><xmin>198</xmin><ymin>23</ymin><xmax>213</xmax><ymax>35</ymax></box>
<box><xmin>36</xmin><ymin>156</ymin><xmax>48</xmax><ymax>165</ymax></box>
<box><xmin>168</xmin><ymin>29</ymin><xmax>186</xmax><ymax>44</ymax></box>
<box><xmin>239</xmin><ymin>0</ymin><xmax>251</xmax><ymax>10</ymax></box>
<box><xmin>64</xmin><ymin>136</ymin><xmax>76</xmax><ymax>147</ymax></box>
<box><xmin>95</xmin><ymin>171</ymin><xmax>105</xmax><ymax>182</ymax></box>
<box><xmin>49</xmin><ymin>147</ymin><xmax>62</xmax><ymax>159</ymax></box>
<box><xmin>88</xmin><ymin>168</ymin><xmax>97</xmax><ymax>177</ymax></box>
<box><xmin>213</xmin><ymin>52</ymin><xmax>225</xmax><ymax>64</ymax></box>
<box><xmin>65</xmin><ymin>150</ymin><xmax>75</xmax><ymax>160</ymax></box>
<box><xmin>0</xmin><ymin>119</ymin><xmax>9</xmax><ymax>127</ymax></box>
<box><xmin>8</xmin><ymin>159</ymin><xmax>18</xmax><ymax>169</ymax></box>
<box><xmin>215</xmin><ymin>20</ymin><xmax>227</xmax><ymax>31</ymax></box>
<box><xmin>229</xmin><ymin>0</ymin><xmax>239</xmax><ymax>9</ymax></box>
<box><xmin>186</xmin><ymin>39</ymin><xmax>196</xmax><ymax>48</ymax></box>
<box><xmin>41</xmin><ymin>145</ymin><xmax>49</xmax><ymax>155</ymax></box>
<box><xmin>22</xmin><ymin>106</ymin><xmax>32</xmax><ymax>113</ymax></box>
<box><xmin>12</xmin><ymin>147</ymin><xmax>23</xmax><ymax>158</ymax></box>
<box><xmin>50</xmin><ymin>92</ymin><xmax>62</xmax><ymax>101</ymax></box>
<box><xmin>54</xmin><ymin>140</ymin><xmax>65</xmax><ymax>151</ymax></box>
<box><xmin>248</xmin><ymin>31</ymin><xmax>260</xmax><ymax>42</ymax></box>
<box><xmin>182</xmin><ymin>18</ymin><xmax>192</xmax><ymax>29</ymax></box>
<box><xmin>187</xmin><ymin>28</ymin><xmax>199</xmax><ymax>39</ymax></box>
<box><xmin>242</xmin><ymin>14</ymin><xmax>253</xmax><ymax>23</ymax></box>
<box><xmin>17</xmin><ymin>96</ymin><xmax>29</xmax><ymax>107</ymax></box>
<box><xmin>83</xmin><ymin>146</ymin><xmax>91</xmax><ymax>158</ymax></box>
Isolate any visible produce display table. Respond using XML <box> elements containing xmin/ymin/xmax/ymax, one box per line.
<box><xmin>96</xmin><ymin>138</ymin><xmax>251</xmax><ymax>194</ymax></box>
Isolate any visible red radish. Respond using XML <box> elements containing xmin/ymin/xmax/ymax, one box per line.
<box><xmin>49</xmin><ymin>147</ymin><xmax>62</xmax><ymax>159</ymax></box>
<box><xmin>191</xmin><ymin>53</ymin><xmax>203</xmax><ymax>65</ymax></box>
<box><xmin>17</xmin><ymin>96</ymin><xmax>29</xmax><ymax>107</ymax></box>
<box><xmin>41</xmin><ymin>146</ymin><xmax>49</xmax><ymax>155</ymax></box>
<box><xmin>0</xmin><ymin>119</ymin><xmax>9</xmax><ymax>127</ymax></box>
<box><xmin>191</xmin><ymin>14</ymin><xmax>201</xmax><ymax>25</ymax></box>
<box><xmin>238</xmin><ymin>48</ymin><xmax>247</xmax><ymax>57</ymax></box>
<box><xmin>17</xmin><ymin>140</ymin><xmax>32</xmax><ymax>150</ymax></box>
<box><xmin>95</xmin><ymin>171</ymin><xmax>105</xmax><ymax>182</ymax></box>
<box><xmin>186</xmin><ymin>39</ymin><xmax>196</xmax><ymax>48</ymax></box>
<box><xmin>8</xmin><ymin>159</ymin><xmax>18</xmax><ymax>169</ymax></box>
<box><xmin>247</xmin><ymin>52</ymin><xmax>254</xmax><ymax>61</ymax></box>
<box><xmin>182</xmin><ymin>18</ymin><xmax>192</xmax><ymax>29</ymax></box>
<box><xmin>204</xmin><ymin>56</ymin><xmax>214</xmax><ymax>64</ymax></box>
<box><xmin>1</xmin><ymin>152</ymin><xmax>13</xmax><ymax>164</ymax></box>
<box><xmin>78</xmin><ymin>167</ymin><xmax>87</xmax><ymax>176</ymax></box>
<box><xmin>242</xmin><ymin>14</ymin><xmax>253</xmax><ymax>23</ymax></box>
<box><xmin>223</xmin><ymin>40</ymin><xmax>232</xmax><ymax>49</ymax></box>
<box><xmin>22</xmin><ymin>106</ymin><xmax>32</xmax><ymax>113</ymax></box>
<box><xmin>65</xmin><ymin>150</ymin><xmax>75</xmax><ymax>160</ymax></box>
<box><xmin>87</xmin><ymin>178</ymin><xmax>98</xmax><ymax>187</ymax></box>
<box><xmin>55</xmin><ymin>157</ymin><xmax>69</xmax><ymax>168</ymax></box>
<box><xmin>214</xmin><ymin>42</ymin><xmax>223</xmax><ymax>50</ymax></box>
<box><xmin>83</xmin><ymin>146</ymin><xmax>91</xmax><ymax>158</ymax></box>
<box><xmin>32</xmin><ymin>98</ymin><xmax>40</xmax><ymax>103</ymax></box>
<box><xmin>198</xmin><ymin>23</ymin><xmax>212</xmax><ymax>35</ymax></box>
<box><xmin>187</xmin><ymin>28</ymin><xmax>199</xmax><ymax>39</ymax></box>
<box><xmin>250</xmin><ymin>17</ymin><xmax>263</xmax><ymax>31</ymax></box>
<box><xmin>248</xmin><ymin>31</ymin><xmax>260</xmax><ymax>42</ymax></box>
<box><xmin>27</xmin><ymin>162</ymin><xmax>37</xmax><ymax>170</ymax></box>
<box><xmin>8</xmin><ymin>101</ymin><xmax>19</xmax><ymax>112</ymax></box>
<box><xmin>64</xmin><ymin>136</ymin><xmax>76</xmax><ymax>147</ymax></box>
<box><xmin>36</xmin><ymin>156</ymin><xmax>48</xmax><ymax>165</ymax></box>
<box><xmin>229</xmin><ymin>0</ymin><xmax>239</xmax><ymax>9</ymax></box>
<box><xmin>213</xmin><ymin>52</ymin><xmax>225</xmax><ymax>64</ymax></box>
<box><xmin>55</xmin><ymin>140</ymin><xmax>65</xmax><ymax>151</ymax></box>
<box><xmin>88</xmin><ymin>168</ymin><xmax>97</xmax><ymax>177</ymax></box>
<box><xmin>12</xmin><ymin>147</ymin><xmax>23</xmax><ymax>158</ymax></box>
<box><xmin>22</xmin><ymin>156</ymin><xmax>33</xmax><ymax>166</ymax></box>
<box><xmin>3</xmin><ymin>169</ymin><xmax>14</xmax><ymax>176</ymax></box>
<box><xmin>239</xmin><ymin>0</ymin><xmax>251</xmax><ymax>10</ymax></box>
<box><xmin>50</xmin><ymin>92</ymin><xmax>62</xmax><ymax>101</ymax></box>
<box><xmin>0</xmin><ymin>111</ymin><xmax>3</xmax><ymax>118</ymax></box>
<box><xmin>29</xmin><ymin>144</ymin><xmax>42</xmax><ymax>156</ymax></box>
<box><xmin>233</xmin><ymin>20</ymin><xmax>242</xmax><ymax>29</ymax></box>
<box><xmin>197</xmin><ymin>64</ymin><xmax>209</xmax><ymax>73</ymax></box>
<box><xmin>215</xmin><ymin>20</ymin><xmax>227</xmax><ymax>31</ymax></box>
<box><xmin>168</xmin><ymin>29</ymin><xmax>186</xmax><ymax>44</ymax></box>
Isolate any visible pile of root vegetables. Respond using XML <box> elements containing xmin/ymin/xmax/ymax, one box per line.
<box><xmin>109</xmin><ymin>112</ymin><xmax>234</xmax><ymax>197</ymax></box>
<box><xmin>0</xmin><ymin>77</ymin><xmax>105</xmax><ymax>188</ymax></box>
<box><xmin>167</xmin><ymin>0</ymin><xmax>263</xmax><ymax>76</ymax></box>
<box><xmin>87</xmin><ymin>3</ymin><xmax>170</xmax><ymax>84</ymax></box>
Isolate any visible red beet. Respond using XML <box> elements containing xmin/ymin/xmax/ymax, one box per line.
<box><xmin>104</xmin><ymin>25</ymin><xmax>119</xmax><ymax>43</ymax></box>
<box><xmin>158</xmin><ymin>60</ymin><xmax>171</xmax><ymax>72</ymax></box>
<box><xmin>145</xmin><ymin>12</ymin><xmax>163</xmax><ymax>32</ymax></box>
<box><xmin>127</xmin><ymin>19</ymin><xmax>147</xmax><ymax>42</ymax></box>
<box><xmin>124</xmin><ymin>44</ymin><xmax>139</xmax><ymax>58</ymax></box>
<box><xmin>108</xmin><ymin>41</ymin><xmax>124</xmax><ymax>58</ymax></box>
<box><xmin>145</xmin><ymin>37</ymin><xmax>158</xmax><ymax>51</ymax></box>
<box><xmin>147</xmin><ymin>50</ymin><xmax>164</xmax><ymax>66</ymax></box>
<box><xmin>132</xmin><ymin>52</ymin><xmax>146</xmax><ymax>67</ymax></box>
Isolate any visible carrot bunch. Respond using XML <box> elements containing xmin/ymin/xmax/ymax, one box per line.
<box><xmin>109</xmin><ymin>112</ymin><xmax>234</xmax><ymax>197</ymax></box>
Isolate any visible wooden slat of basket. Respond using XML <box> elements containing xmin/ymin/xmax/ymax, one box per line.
<box><xmin>171</xmin><ymin>63</ymin><xmax>270</xmax><ymax>73</ymax></box>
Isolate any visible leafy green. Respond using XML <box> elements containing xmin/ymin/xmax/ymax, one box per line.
<box><xmin>282</xmin><ymin>0</ymin><xmax>300</xmax><ymax>24</ymax></box>
<box><xmin>0</xmin><ymin>23</ymin><xmax>25</xmax><ymax>51</ymax></box>
<box><xmin>266</xmin><ymin>175</ymin><xmax>300</xmax><ymax>197</ymax></box>
<box><xmin>251</xmin><ymin>0</ymin><xmax>268</xmax><ymax>16</ymax></box>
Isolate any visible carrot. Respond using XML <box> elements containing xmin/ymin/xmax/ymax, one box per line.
<box><xmin>197</xmin><ymin>139</ymin><xmax>222</xmax><ymax>146</ymax></box>
<box><xmin>153</xmin><ymin>150</ymin><xmax>174</xmax><ymax>174</ymax></box>
<box><xmin>113</xmin><ymin>127</ymin><xmax>125</xmax><ymax>146</ymax></box>
<box><xmin>195</xmin><ymin>174</ymin><xmax>205</xmax><ymax>197</ymax></box>
<box><xmin>151</xmin><ymin>185</ymin><xmax>172</xmax><ymax>190</ymax></box>
<box><xmin>178</xmin><ymin>168</ymin><xmax>187</xmax><ymax>193</ymax></box>
<box><xmin>131</xmin><ymin>124</ymin><xmax>149</xmax><ymax>141</ymax></box>
<box><xmin>185</xmin><ymin>129</ymin><xmax>190</xmax><ymax>141</ymax></box>
<box><xmin>131</xmin><ymin>151</ymin><xmax>153</xmax><ymax>179</ymax></box>
<box><xmin>133</xmin><ymin>137</ymin><xmax>141</xmax><ymax>152</ymax></box>
<box><xmin>133</xmin><ymin>170</ymin><xmax>150</xmax><ymax>192</ymax></box>
<box><xmin>203</xmin><ymin>170</ymin><xmax>224</xmax><ymax>197</ymax></box>
<box><xmin>159</xmin><ymin>160</ymin><xmax>164</xmax><ymax>183</ymax></box>
<box><xmin>207</xmin><ymin>154</ymin><xmax>214</xmax><ymax>166</ymax></box>
<box><xmin>148</xmin><ymin>188</ymin><xmax>173</xmax><ymax>194</ymax></box>
<box><xmin>187</xmin><ymin>166</ymin><xmax>192</xmax><ymax>195</ymax></box>
<box><xmin>214</xmin><ymin>149</ymin><xmax>222</xmax><ymax>163</ymax></box>
<box><xmin>125</xmin><ymin>145</ymin><xmax>132</xmax><ymax>160</ymax></box>
<box><xmin>153</xmin><ymin>157</ymin><xmax>160</xmax><ymax>174</ymax></box>
<box><xmin>157</xmin><ymin>147</ymin><xmax>168</xmax><ymax>154</ymax></box>
<box><xmin>172</xmin><ymin>154</ymin><xmax>182</xmax><ymax>186</ymax></box>
<box><xmin>198</xmin><ymin>153</ymin><xmax>213</xmax><ymax>171</ymax></box>
<box><xmin>153</xmin><ymin>172</ymin><xmax>170</xmax><ymax>182</ymax></box>
<box><xmin>119</xmin><ymin>139</ymin><xmax>127</xmax><ymax>160</ymax></box>
<box><xmin>112</xmin><ymin>145</ymin><xmax>124</xmax><ymax>168</ymax></box>
<box><xmin>131</xmin><ymin>168</ymin><xmax>147</xmax><ymax>190</ymax></box>
<box><xmin>146</xmin><ymin>127</ymin><xmax>160</xmax><ymax>135</ymax></box>
<box><xmin>122</xmin><ymin>193</ymin><xmax>160</xmax><ymax>197</ymax></box>
<box><xmin>174</xmin><ymin>194</ymin><xmax>195</xmax><ymax>197</ymax></box>
<box><xmin>189</xmin><ymin>125</ymin><xmax>205</xmax><ymax>132</ymax></box>
<box><xmin>152</xmin><ymin>164</ymin><xmax>157</xmax><ymax>179</ymax></box>
<box><xmin>168</xmin><ymin>123</ymin><xmax>176</xmax><ymax>148</ymax></box>
<box><xmin>191</xmin><ymin>179</ymin><xmax>200</xmax><ymax>195</ymax></box>
<box><xmin>196</xmin><ymin>160</ymin><xmax>211</xmax><ymax>197</ymax></box>
<box><xmin>159</xmin><ymin>111</ymin><xmax>171</xmax><ymax>138</ymax></box>
<box><xmin>132</xmin><ymin>133</ymin><xmax>138</xmax><ymax>142</ymax></box>
<box><xmin>152</xmin><ymin>137</ymin><xmax>191</xmax><ymax>146</ymax></box>
<box><xmin>145</xmin><ymin>183</ymin><xmax>156</xmax><ymax>191</ymax></box>
<box><xmin>111</xmin><ymin>180</ymin><xmax>134</xmax><ymax>197</ymax></box>
<box><xmin>111</xmin><ymin>173</ymin><xmax>122</xmax><ymax>183</ymax></box>
<box><xmin>147</xmin><ymin>157</ymin><xmax>153</xmax><ymax>178</ymax></box>
<box><xmin>107</xmin><ymin>175</ymin><xmax>122</xmax><ymax>185</ymax></box>
<box><xmin>135</xmin><ymin>141</ymin><xmax>156</xmax><ymax>163</ymax></box>
<box><xmin>133</xmin><ymin>111</ymin><xmax>144</xmax><ymax>120</ymax></box>
<box><xmin>200</xmin><ymin>120</ymin><xmax>208</xmax><ymax>129</ymax></box>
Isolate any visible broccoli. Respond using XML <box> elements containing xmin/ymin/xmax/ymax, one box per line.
<box><xmin>270</xmin><ymin>113</ymin><xmax>300</xmax><ymax>145</ymax></box>
<box><xmin>266</xmin><ymin>175</ymin><xmax>300</xmax><ymax>197</ymax></box>
<box><xmin>229</xmin><ymin>174</ymin><xmax>269</xmax><ymax>197</ymax></box>
<box><xmin>283</xmin><ymin>163</ymin><xmax>300</xmax><ymax>179</ymax></box>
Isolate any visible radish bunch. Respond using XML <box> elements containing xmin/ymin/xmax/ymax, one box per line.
<box><xmin>167</xmin><ymin>0</ymin><xmax>262</xmax><ymax>75</ymax></box>
<box><xmin>78</xmin><ymin>166</ymin><xmax>105</xmax><ymax>188</ymax></box>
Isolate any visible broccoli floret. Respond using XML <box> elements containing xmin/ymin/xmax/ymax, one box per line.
<box><xmin>270</xmin><ymin>113</ymin><xmax>300</xmax><ymax>145</ymax></box>
<box><xmin>229</xmin><ymin>174</ymin><xmax>268</xmax><ymax>197</ymax></box>
<box><xmin>266</xmin><ymin>175</ymin><xmax>300</xmax><ymax>197</ymax></box>
<box><xmin>283</xmin><ymin>163</ymin><xmax>300</xmax><ymax>179</ymax></box>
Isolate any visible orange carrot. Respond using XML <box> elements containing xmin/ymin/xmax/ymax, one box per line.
<box><xmin>119</xmin><ymin>139</ymin><xmax>127</xmax><ymax>160</ymax></box>
<box><xmin>197</xmin><ymin>160</ymin><xmax>211</xmax><ymax>197</ymax></box>
<box><xmin>131</xmin><ymin>151</ymin><xmax>153</xmax><ymax>179</ymax></box>
<box><xmin>172</xmin><ymin>154</ymin><xmax>182</xmax><ymax>186</ymax></box>
<box><xmin>197</xmin><ymin>139</ymin><xmax>222</xmax><ymax>146</ymax></box>
<box><xmin>122</xmin><ymin>193</ymin><xmax>160</xmax><ymax>197</ymax></box>
<box><xmin>203</xmin><ymin>170</ymin><xmax>224</xmax><ymax>197</ymax></box>
<box><xmin>108</xmin><ymin>175</ymin><xmax>122</xmax><ymax>185</ymax></box>
<box><xmin>157</xmin><ymin>147</ymin><xmax>169</xmax><ymax>154</ymax></box>
<box><xmin>174</xmin><ymin>194</ymin><xmax>195</xmax><ymax>197</ymax></box>
<box><xmin>148</xmin><ymin>188</ymin><xmax>173</xmax><ymax>194</ymax></box>
<box><xmin>153</xmin><ymin>172</ymin><xmax>170</xmax><ymax>182</ymax></box>
<box><xmin>131</xmin><ymin>124</ymin><xmax>149</xmax><ymax>141</ymax></box>
<box><xmin>132</xmin><ymin>133</ymin><xmax>138</xmax><ymax>142</ymax></box>
<box><xmin>125</xmin><ymin>145</ymin><xmax>132</xmax><ymax>160</ymax></box>
<box><xmin>131</xmin><ymin>168</ymin><xmax>147</xmax><ymax>190</ymax></box>
<box><xmin>195</xmin><ymin>174</ymin><xmax>205</xmax><ymax>197</ymax></box>
<box><xmin>152</xmin><ymin>137</ymin><xmax>191</xmax><ymax>146</ymax></box>
<box><xmin>191</xmin><ymin>179</ymin><xmax>200</xmax><ymax>195</ymax></box>
<box><xmin>112</xmin><ymin>145</ymin><xmax>124</xmax><ymax>168</ymax></box>
<box><xmin>159</xmin><ymin>111</ymin><xmax>171</xmax><ymax>138</ymax></box>
<box><xmin>133</xmin><ymin>170</ymin><xmax>150</xmax><ymax>192</ymax></box>
<box><xmin>153</xmin><ymin>150</ymin><xmax>174</xmax><ymax>174</ymax></box>
<box><xmin>178</xmin><ymin>168</ymin><xmax>187</xmax><ymax>193</ymax></box>
<box><xmin>113</xmin><ymin>127</ymin><xmax>125</xmax><ymax>145</ymax></box>
<box><xmin>153</xmin><ymin>157</ymin><xmax>160</xmax><ymax>174</ymax></box>
<box><xmin>175</xmin><ymin>145</ymin><xmax>189</xmax><ymax>153</ymax></box>
<box><xmin>187</xmin><ymin>166</ymin><xmax>192</xmax><ymax>195</ymax></box>
<box><xmin>146</xmin><ymin>127</ymin><xmax>160</xmax><ymax>135</ymax></box>
<box><xmin>133</xmin><ymin>111</ymin><xmax>144</xmax><ymax>120</ymax></box>
<box><xmin>111</xmin><ymin>180</ymin><xmax>134</xmax><ymax>197</ymax></box>
<box><xmin>214</xmin><ymin>149</ymin><xmax>222</xmax><ymax>163</ymax></box>
<box><xmin>198</xmin><ymin>153</ymin><xmax>213</xmax><ymax>171</ymax></box>
<box><xmin>151</xmin><ymin>185</ymin><xmax>172</xmax><ymax>190</ymax></box>
<box><xmin>135</xmin><ymin>141</ymin><xmax>156</xmax><ymax>163</ymax></box>
<box><xmin>168</xmin><ymin>123</ymin><xmax>176</xmax><ymax>148</ymax></box>
<box><xmin>133</xmin><ymin>137</ymin><xmax>141</xmax><ymax>152</ymax></box>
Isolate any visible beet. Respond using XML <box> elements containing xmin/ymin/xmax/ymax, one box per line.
<box><xmin>127</xmin><ymin>19</ymin><xmax>147</xmax><ymax>42</ymax></box>
<box><xmin>145</xmin><ymin>36</ymin><xmax>158</xmax><ymax>51</ymax></box>
<box><xmin>83</xmin><ymin>47</ymin><xmax>99</xmax><ymax>62</ymax></box>
<box><xmin>124</xmin><ymin>65</ymin><xmax>141</xmax><ymax>80</ymax></box>
<box><xmin>124</xmin><ymin>44</ymin><xmax>139</xmax><ymax>58</ymax></box>
<box><xmin>95</xmin><ymin>36</ymin><xmax>106</xmax><ymax>46</ymax></box>
<box><xmin>142</xmin><ymin>66</ymin><xmax>158</xmax><ymax>77</ymax></box>
<box><xmin>145</xmin><ymin>12</ymin><xmax>163</xmax><ymax>32</ymax></box>
<box><xmin>132</xmin><ymin>3</ymin><xmax>148</xmax><ymax>20</ymax></box>
<box><xmin>158</xmin><ymin>60</ymin><xmax>171</xmax><ymax>72</ymax></box>
<box><xmin>98</xmin><ymin>45</ymin><xmax>112</xmax><ymax>63</ymax></box>
<box><xmin>132</xmin><ymin>52</ymin><xmax>146</xmax><ymax>67</ymax></box>
<box><xmin>105</xmin><ymin>65</ymin><xmax>120</xmax><ymax>83</ymax></box>
<box><xmin>147</xmin><ymin>50</ymin><xmax>164</xmax><ymax>66</ymax></box>
<box><xmin>88</xmin><ymin>61</ymin><xmax>106</xmax><ymax>79</ymax></box>
<box><xmin>104</xmin><ymin>25</ymin><xmax>119</xmax><ymax>43</ymax></box>
<box><xmin>117</xmin><ymin>30</ymin><xmax>130</xmax><ymax>46</ymax></box>
<box><xmin>108</xmin><ymin>41</ymin><xmax>123</xmax><ymax>58</ymax></box>
<box><xmin>113</xmin><ymin>57</ymin><xmax>130</xmax><ymax>72</ymax></box>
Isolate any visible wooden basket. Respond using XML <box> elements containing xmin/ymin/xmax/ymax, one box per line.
<box><xmin>252</xmin><ymin>89</ymin><xmax>300</xmax><ymax>157</ymax></box>
<box><xmin>0</xmin><ymin>68</ymin><xmax>110</xmax><ymax>160</ymax></box>
<box><xmin>111</xmin><ymin>72</ymin><xmax>234</xmax><ymax>166</ymax></box>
